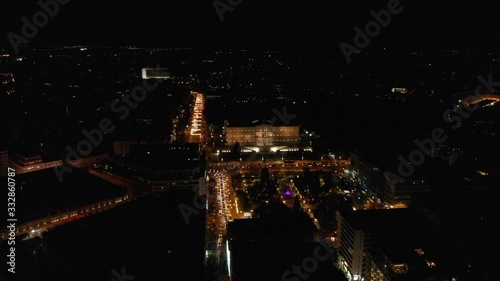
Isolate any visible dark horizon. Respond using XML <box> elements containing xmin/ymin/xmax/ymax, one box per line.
<box><xmin>2</xmin><ymin>0</ymin><xmax>500</xmax><ymax>53</ymax></box>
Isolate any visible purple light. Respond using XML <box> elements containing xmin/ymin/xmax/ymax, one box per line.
<box><xmin>284</xmin><ymin>189</ymin><xmax>292</xmax><ymax>197</ymax></box>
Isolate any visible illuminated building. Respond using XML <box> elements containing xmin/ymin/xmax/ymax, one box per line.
<box><xmin>66</xmin><ymin>154</ymin><xmax>108</xmax><ymax>168</ymax></box>
<box><xmin>337</xmin><ymin>209</ymin><xmax>432</xmax><ymax>281</ymax></box>
<box><xmin>350</xmin><ymin>152</ymin><xmax>385</xmax><ymax>199</ymax></box>
<box><xmin>9</xmin><ymin>152</ymin><xmax>62</xmax><ymax>174</ymax></box>
<box><xmin>391</xmin><ymin>88</ymin><xmax>409</xmax><ymax>94</ymax></box>
<box><xmin>0</xmin><ymin>73</ymin><xmax>15</xmax><ymax>85</ymax></box>
<box><xmin>350</xmin><ymin>152</ymin><xmax>429</xmax><ymax>207</ymax></box>
<box><xmin>141</xmin><ymin>68</ymin><xmax>171</xmax><ymax>79</ymax></box>
<box><xmin>0</xmin><ymin>194</ymin><xmax>129</xmax><ymax>240</ymax></box>
<box><xmin>383</xmin><ymin>176</ymin><xmax>430</xmax><ymax>207</ymax></box>
<box><xmin>363</xmin><ymin>245</ymin><xmax>436</xmax><ymax>281</ymax></box>
<box><xmin>188</xmin><ymin>92</ymin><xmax>205</xmax><ymax>143</ymax></box>
<box><xmin>0</xmin><ymin>168</ymin><xmax>129</xmax><ymax>240</ymax></box>
<box><xmin>225</xmin><ymin>123</ymin><xmax>300</xmax><ymax>151</ymax></box>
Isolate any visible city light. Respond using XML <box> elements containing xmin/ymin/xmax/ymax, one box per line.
<box><xmin>2</xmin><ymin>24</ymin><xmax>496</xmax><ymax>281</ymax></box>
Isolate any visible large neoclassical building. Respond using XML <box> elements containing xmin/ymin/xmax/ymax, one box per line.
<box><xmin>225</xmin><ymin>124</ymin><xmax>300</xmax><ymax>149</ymax></box>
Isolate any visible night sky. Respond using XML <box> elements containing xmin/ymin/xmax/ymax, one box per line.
<box><xmin>1</xmin><ymin>0</ymin><xmax>499</xmax><ymax>54</ymax></box>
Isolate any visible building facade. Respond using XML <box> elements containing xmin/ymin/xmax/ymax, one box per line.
<box><xmin>337</xmin><ymin>209</ymin><xmax>431</xmax><ymax>281</ymax></box>
<box><xmin>338</xmin><ymin>212</ymin><xmax>382</xmax><ymax>281</ymax></box>
<box><xmin>141</xmin><ymin>68</ymin><xmax>170</xmax><ymax>79</ymax></box>
<box><xmin>0</xmin><ymin>194</ymin><xmax>130</xmax><ymax>240</ymax></box>
<box><xmin>350</xmin><ymin>152</ymin><xmax>430</xmax><ymax>207</ymax></box>
<box><xmin>100</xmin><ymin>144</ymin><xmax>206</xmax><ymax>196</ymax></box>
<box><xmin>383</xmin><ymin>174</ymin><xmax>430</xmax><ymax>207</ymax></box>
<box><xmin>350</xmin><ymin>152</ymin><xmax>385</xmax><ymax>199</ymax></box>
<box><xmin>66</xmin><ymin>154</ymin><xmax>108</xmax><ymax>168</ymax></box>
<box><xmin>9</xmin><ymin>152</ymin><xmax>62</xmax><ymax>174</ymax></box>
<box><xmin>226</xmin><ymin>124</ymin><xmax>300</xmax><ymax>147</ymax></box>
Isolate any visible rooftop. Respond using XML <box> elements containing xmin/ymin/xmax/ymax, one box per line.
<box><xmin>228</xmin><ymin>212</ymin><xmax>318</xmax><ymax>243</ymax></box>
<box><xmin>230</xmin><ymin>242</ymin><xmax>346</xmax><ymax>281</ymax></box>
<box><xmin>12</xmin><ymin>169</ymin><xmax>127</xmax><ymax>223</ymax></box>
<box><xmin>226</xmin><ymin>118</ymin><xmax>300</xmax><ymax>127</ymax></box>
<box><xmin>5</xmin><ymin>192</ymin><xmax>204</xmax><ymax>281</ymax></box>
<box><xmin>116</xmin><ymin>143</ymin><xmax>202</xmax><ymax>170</ymax></box>
<box><xmin>227</xmin><ymin>213</ymin><xmax>345</xmax><ymax>281</ymax></box>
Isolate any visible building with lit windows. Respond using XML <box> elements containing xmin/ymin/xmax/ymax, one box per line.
<box><xmin>337</xmin><ymin>209</ymin><xmax>433</xmax><ymax>281</ymax></box>
<box><xmin>350</xmin><ymin>151</ymin><xmax>430</xmax><ymax>207</ymax></box>
<box><xmin>225</xmin><ymin>123</ymin><xmax>300</xmax><ymax>152</ymax></box>
<box><xmin>350</xmin><ymin>152</ymin><xmax>385</xmax><ymax>199</ymax></box>
<box><xmin>383</xmin><ymin>176</ymin><xmax>430</xmax><ymax>207</ymax></box>
<box><xmin>0</xmin><ymin>168</ymin><xmax>129</xmax><ymax>240</ymax></box>
<box><xmin>363</xmin><ymin>244</ymin><xmax>437</xmax><ymax>281</ymax></box>
<box><xmin>99</xmin><ymin>143</ymin><xmax>205</xmax><ymax>196</ymax></box>
<box><xmin>9</xmin><ymin>152</ymin><xmax>62</xmax><ymax>174</ymax></box>
<box><xmin>141</xmin><ymin>68</ymin><xmax>171</xmax><ymax>79</ymax></box>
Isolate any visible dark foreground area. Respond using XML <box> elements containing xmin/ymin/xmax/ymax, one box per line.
<box><xmin>1</xmin><ymin>191</ymin><xmax>205</xmax><ymax>281</ymax></box>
